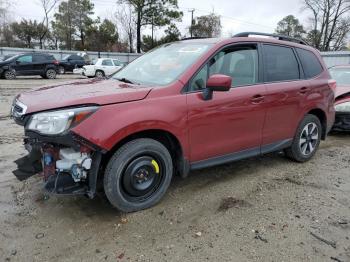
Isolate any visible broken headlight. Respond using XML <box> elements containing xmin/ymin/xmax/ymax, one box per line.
<box><xmin>26</xmin><ymin>106</ymin><xmax>99</xmax><ymax>135</ymax></box>
<box><xmin>335</xmin><ymin>102</ymin><xmax>350</xmax><ymax>113</ymax></box>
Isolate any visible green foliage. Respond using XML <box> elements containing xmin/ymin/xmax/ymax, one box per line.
<box><xmin>276</xmin><ymin>15</ymin><xmax>306</xmax><ymax>38</ymax></box>
<box><xmin>119</xmin><ymin>0</ymin><xmax>183</xmax><ymax>53</ymax></box>
<box><xmin>11</xmin><ymin>19</ymin><xmax>46</xmax><ymax>48</ymax></box>
<box><xmin>190</xmin><ymin>13</ymin><xmax>221</xmax><ymax>38</ymax></box>
<box><xmin>142</xmin><ymin>23</ymin><xmax>181</xmax><ymax>52</ymax></box>
<box><xmin>52</xmin><ymin>0</ymin><xmax>95</xmax><ymax>50</ymax></box>
<box><xmin>86</xmin><ymin>19</ymin><xmax>119</xmax><ymax>51</ymax></box>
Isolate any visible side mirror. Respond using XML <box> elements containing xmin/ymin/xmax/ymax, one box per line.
<box><xmin>203</xmin><ymin>74</ymin><xmax>232</xmax><ymax>100</ymax></box>
<box><xmin>16</xmin><ymin>60</ymin><xmax>21</xmax><ymax>64</ymax></box>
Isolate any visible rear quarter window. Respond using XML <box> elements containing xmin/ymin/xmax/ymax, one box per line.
<box><xmin>296</xmin><ymin>48</ymin><xmax>323</xmax><ymax>79</ymax></box>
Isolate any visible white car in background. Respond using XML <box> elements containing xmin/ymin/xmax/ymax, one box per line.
<box><xmin>81</xmin><ymin>58</ymin><xmax>124</xmax><ymax>78</ymax></box>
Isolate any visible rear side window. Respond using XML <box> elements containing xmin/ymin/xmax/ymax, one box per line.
<box><xmin>296</xmin><ymin>48</ymin><xmax>323</xmax><ymax>78</ymax></box>
<box><xmin>33</xmin><ymin>55</ymin><xmax>47</xmax><ymax>62</ymax></box>
<box><xmin>102</xmin><ymin>59</ymin><xmax>113</xmax><ymax>66</ymax></box>
<box><xmin>263</xmin><ymin>45</ymin><xmax>300</xmax><ymax>82</ymax></box>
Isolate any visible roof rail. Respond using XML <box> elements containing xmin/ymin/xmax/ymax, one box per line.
<box><xmin>233</xmin><ymin>32</ymin><xmax>308</xmax><ymax>46</ymax></box>
<box><xmin>181</xmin><ymin>36</ymin><xmax>211</xmax><ymax>41</ymax></box>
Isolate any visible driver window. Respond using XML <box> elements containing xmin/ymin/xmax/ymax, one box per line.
<box><xmin>189</xmin><ymin>45</ymin><xmax>258</xmax><ymax>91</ymax></box>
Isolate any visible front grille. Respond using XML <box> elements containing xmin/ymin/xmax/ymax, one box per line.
<box><xmin>11</xmin><ymin>99</ymin><xmax>27</xmax><ymax>119</ymax></box>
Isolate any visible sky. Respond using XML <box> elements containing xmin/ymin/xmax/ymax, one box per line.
<box><xmin>9</xmin><ymin>0</ymin><xmax>311</xmax><ymax>38</ymax></box>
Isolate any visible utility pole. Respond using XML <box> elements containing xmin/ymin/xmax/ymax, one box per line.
<box><xmin>188</xmin><ymin>8</ymin><xmax>195</xmax><ymax>37</ymax></box>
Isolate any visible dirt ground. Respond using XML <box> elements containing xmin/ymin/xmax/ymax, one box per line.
<box><xmin>0</xmin><ymin>75</ymin><xmax>350</xmax><ymax>262</ymax></box>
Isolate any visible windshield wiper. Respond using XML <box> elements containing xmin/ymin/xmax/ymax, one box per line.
<box><xmin>116</xmin><ymin>77</ymin><xmax>139</xmax><ymax>85</ymax></box>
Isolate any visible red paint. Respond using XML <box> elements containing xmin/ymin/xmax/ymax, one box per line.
<box><xmin>16</xmin><ymin>37</ymin><xmax>335</xmax><ymax>164</ymax></box>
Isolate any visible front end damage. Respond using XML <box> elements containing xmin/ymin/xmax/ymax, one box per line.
<box><xmin>11</xmin><ymin>99</ymin><xmax>103</xmax><ymax>199</ymax></box>
<box><xmin>13</xmin><ymin>131</ymin><xmax>102</xmax><ymax>198</ymax></box>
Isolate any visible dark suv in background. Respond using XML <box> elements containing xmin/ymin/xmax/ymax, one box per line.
<box><xmin>0</xmin><ymin>53</ymin><xmax>59</xmax><ymax>79</ymax></box>
<box><xmin>58</xmin><ymin>54</ymin><xmax>90</xmax><ymax>74</ymax></box>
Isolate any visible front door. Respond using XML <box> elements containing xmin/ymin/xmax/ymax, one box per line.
<box><xmin>13</xmin><ymin>54</ymin><xmax>33</xmax><ymax>75</ymax></box>
<box><xmin>187</xmin><ymin>44</ymin><xmax>267</xmax><ymax>163</ymax></box>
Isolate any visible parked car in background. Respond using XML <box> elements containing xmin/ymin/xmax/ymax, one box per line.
<box><xmin>82</xmin><ymin>58</ymin><xmax>124</xmax><ymax>78</ymax></box>
<box><xmin>12</xmin><ymin>33</ymin><xmax>335</xmax><ymax>212</ymax></box>
<box><xmin>58</xmin><ymin>54</ymin><xmax>90</xmax><ymax>74</ymax></box>
<box><xmin>329</xmin><ymin>65</ymin><xmax>350</xmax><ymax>131</ymax></box>
<box><xmin>0</xmin><ymin>54</ymin><xmax>16</xmax><ymax>62</ymax></box>
<box><xmin>0</xmin><ymin>53</ymin><xmax>59</xmax><ymax>79</ymax></box>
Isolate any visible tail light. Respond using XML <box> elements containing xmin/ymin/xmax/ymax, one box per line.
<box><xmin>53</xmin><ymin>60</ymin><xmax>59</xmax><ymax>65</ymax></box>
<box><xmin>328</xmin><ymin>79</ymin><xmax>337</xmax><ymax>94</ymax></box>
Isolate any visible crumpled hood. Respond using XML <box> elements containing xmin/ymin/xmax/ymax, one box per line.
<box><xmin>17</xmin><ymin>78</ymin><xmax>153</xmax><ymax>114</ymax></box>
<box><xmin>335</xmin><ymin>84</ymin><xmax>350</xmax><ymax>98</ymax></box>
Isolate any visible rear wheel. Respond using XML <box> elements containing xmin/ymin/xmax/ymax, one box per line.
<box><xmin>4</xmin><ymin>70</ymin><xmax>16</xmax><ymax>80</ymax></box>
<box><xmin>45</xmin><ymin>69</ymin><xmax>57</xmax><ymax>79</ymax></box>
<box><xmin>285</xmin><ymin>114</ymin><xmax>322</xmax><ymax>162</ymax></box>
<box><xmin>95</xmin><ymin>70</ymin><xmax>104</xmax><ymax>78</ymax></box>
<box><xmin>104</xmin><ymin>138</ymin><xmax>173</xmax><ymax>212</ymax></box>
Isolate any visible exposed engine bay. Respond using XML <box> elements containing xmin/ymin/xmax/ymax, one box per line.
<box><xmin>13</xmin><ymin>132</ymin><xmax>102</xmax><ymax>198</ymax></box>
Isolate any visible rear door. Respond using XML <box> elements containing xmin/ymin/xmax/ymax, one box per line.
<box><xmin>261</xmin><ymin>44</ymin><xmax>309</xmax><ymax>149</ymax></box>
<box><xmin>32</xmin><ymin>54</ymin><xmax>49</xmax><ymax>74</ymax></box>
<box><xmin>187</xmin><ymin>43</ymin><xmax>267</xmax><ymax>163</ymax></box>
<box><xmin>101</xmin><ymin>59</ymin><xmax>115</xmax><ymax>75</ymax></box>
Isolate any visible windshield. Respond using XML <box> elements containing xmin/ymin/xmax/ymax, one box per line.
<box><xmin>330</xmin><ymin>67</ymin><xmax>350</xmax><ymax>85</ymax></box>
<box><xmin>112</xmin><ymin>42</ymin><xmax>211</xmax><ymax>86</ymax></box>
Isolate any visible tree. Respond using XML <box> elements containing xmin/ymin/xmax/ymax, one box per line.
<box><xmin>52</xmin><ymin>1</ymin><xmax>76</xmax><ymax>50</ymax></box>
<box><xmin>115</xmin><ymin>3</ymin><xmax>136</xmax><ymax>53</ymax></box>
<box><xmin>303</xmin><ymin>0</ymin><xmax>350</xmax><ymax>51</ymax></box>
<box><xmin>190</xmin><ymin>13</ymin><xmax>221</xmax><ymax>38</ymax></box>
<box><xmin>72</xmin><ymin>0</ymin><xmax>94</xmax><ymax>49</ymax></box>
<box><xmin>142</xmin><ymin>23</ymin><xmax>181</xmax><ymax>51</ymax></box>
<box><xmin>0</xmin><ymin>0</ymin><xmax>12</xmax><ymax>45</ymax></box>
<box><xmin>119</xmin><ymin>0</ymin><xmax>183</xmax><ymax>53</ymax></box>
<box><xmin>11</xmin><ymin>19</ymin><xmax>45</xmax><ymax>48</ymax></box>
<box><xmin>276</xmin><ymin>15</ymin><xmax>306</xmax><ymax>38</ymax></box>
<box><xmin>86</xmin><ymin>19</ymin><xmax>119</xmax><ymax>51</ymax></box>
<box><xmin>37</xmin><ymin>0</ymin><xmax>58</xmax><ymax>48</ymax></box>
<box><xmin>52</xmin><ymin>0</ymin><xmax>95</xmax><ymax>50</ymax></box>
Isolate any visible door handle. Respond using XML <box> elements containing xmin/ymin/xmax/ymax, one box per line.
<box><xmin>299</xmin><ymin>87</ymin><xmax>309</xmax><ymax>94</ymax></box>
<box><xmin>251</xmin><ymin>94</ymin><xmax>264</xmax><ymax>104</ymax></box>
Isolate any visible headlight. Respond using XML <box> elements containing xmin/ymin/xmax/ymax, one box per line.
<box><xmin>335</xmin><ymin>102</ymin><xmax>350</xmax><ymax>112</ymax></box>
<box><xmin>26</xmin><ymin>106</ymin><xmax>98</xmax><ymax>135</ymax></box>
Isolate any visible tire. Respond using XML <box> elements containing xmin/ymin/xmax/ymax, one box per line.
<box><xmin>104</xmin><ymin>138</ymin><xmax>173</xmax><ymax>212</ymax></box>
<box><xmin>285</xmin><ymin>114</ymin><xmax>322</xmax><ymax>162</ymax></box>
<box><xmin>4</xmin><ymin>70</ymin><xmax>16</xmax><ymax>80</ymax></box>
<box><xmin>45</xmin><ymin>68</ymin><xmax>57</xmax><ymax>79</ymax></box>
<box><xmin>58</xmin><ymin>66</ymin><xmax>65</xmax><ymax>74</ymax></box>
<box><xmin>95</xmin><ymin>70</ymin><xmax>104</xmax><ymax>78</ymax></box>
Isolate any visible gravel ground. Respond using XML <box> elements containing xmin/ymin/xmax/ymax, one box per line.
<box><xmin>0</xmin><ymin>76</ymin><xmax>350</xmax><ymax>262</ymax></box>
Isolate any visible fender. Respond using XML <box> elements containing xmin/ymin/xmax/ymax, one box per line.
<box><xmin>72</xmin><ymin>93</ymin><xmax>190</xmax><ymax>158</ymax></box>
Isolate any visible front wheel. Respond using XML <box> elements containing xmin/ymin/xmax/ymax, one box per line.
<box><xmin>4</xmin><ymin>70</ymin><xmax>16</xmax><ymax>80</ymax></box>
<box><xmin>95</xmin><ymin>70</ymin><xmax>104</xmax><ymax>78</ymax></box>
<box><xmin>285</xmin><ymin>114</ymin><xmax>322</xmax><ymax>162</ymax></box>
<box><xmin>104</xmin><ymin>138</ymin><xmax>173</xmax><ymax>212</ymax></box>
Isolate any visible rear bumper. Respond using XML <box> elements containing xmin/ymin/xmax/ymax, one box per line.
<box><xmin>333</xmin><ymin>112</ymin><xmax>350</xmax><ymax>131</ymax></box>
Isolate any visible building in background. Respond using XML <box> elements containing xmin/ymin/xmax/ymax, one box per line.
<box><xmin>321</xmin><ymin>51</ymin><xmax>350</xmax><ymax>68</ymax></box>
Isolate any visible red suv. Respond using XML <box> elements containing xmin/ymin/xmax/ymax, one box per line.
<box><xmin>11</xmin><ymin>33</ymin><xmax>335</xmax><ymax>212</ymax></box>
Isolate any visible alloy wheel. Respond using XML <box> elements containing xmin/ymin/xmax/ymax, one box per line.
<box><xmin>299</xmin><ymin>122</ymin><xmax>319</xmax><ymax>156</ymax></box>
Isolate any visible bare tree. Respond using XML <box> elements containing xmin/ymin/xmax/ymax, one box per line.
<box><xmin>303</xmin><ymin>0</ymin><xmax>350</xmax><ymax>50</ymax></box>
<box><xmin>36</xmin><ymin>0</ymin><xmax>58</xmax><ymax>48</ymax></box>
<box><xmin>115</xmin><ymin>3</ymin><xmax>136</xmax><ymax>53</ymax></box>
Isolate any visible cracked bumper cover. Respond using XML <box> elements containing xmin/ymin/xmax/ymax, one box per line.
<box><xmin>333</xmin><ymin>112</ymin><xmax>350</xmax><ymax>131</ymax></box>
<box><xmin>12</xmin><ymin>130</ymin><xmax>103</xmax><ymax>198</ymax></box>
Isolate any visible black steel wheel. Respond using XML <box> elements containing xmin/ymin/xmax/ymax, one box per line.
<box><xmin>104</xmin><ymin>138</ymin><xmax>173</xmax><ymax>212</ymax></box>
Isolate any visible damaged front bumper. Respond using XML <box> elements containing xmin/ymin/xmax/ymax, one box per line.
<box><xmin>13</xmin><ymin>130</ymin><xmax>103</xmax><ymax>199</ymax></box>
<box><xmin>333</xmin><ymin>112</ymin><xmax>350</xmax><ymax>131</ymax></box>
